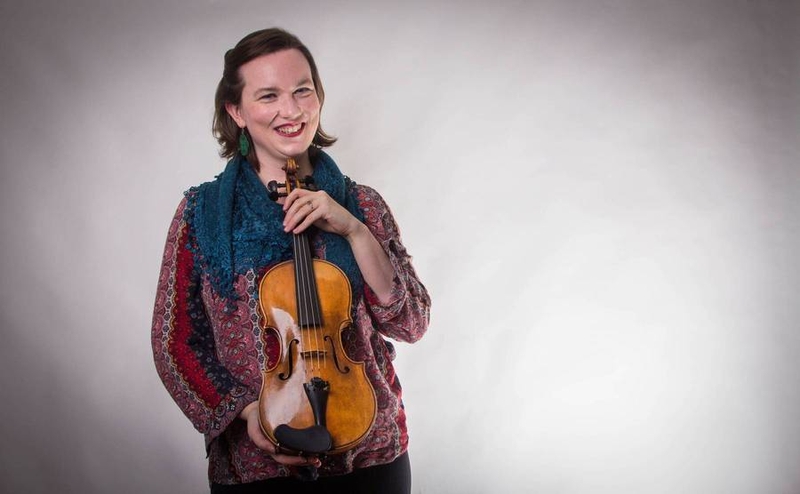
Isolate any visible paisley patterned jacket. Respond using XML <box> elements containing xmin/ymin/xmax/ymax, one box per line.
<box><xmin>151</xmin><ymin>184</ymin><xmax>430</xmax><ymax>485</ymax></box>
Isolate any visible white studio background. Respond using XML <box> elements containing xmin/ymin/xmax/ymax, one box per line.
<box><xmin>1</xmin><ymin>1</ymin><xmax>798</xmax><ymax>493</ymax></box>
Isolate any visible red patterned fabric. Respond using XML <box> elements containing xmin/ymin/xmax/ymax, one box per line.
<box><xmin>152</xmin><ymin>185</ymin><xmax>430</xmax><ymax>485</ymax></box>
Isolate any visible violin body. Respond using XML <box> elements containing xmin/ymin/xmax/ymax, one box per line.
<box><xmin>258</xmin><ymin>259</ymin><xmax>376</xmax><ymax>454</ymax></box>
<box><xmin>256</xmin><ymin>158</ymin><xmax>376</xmax><ymax>457</ymax></box>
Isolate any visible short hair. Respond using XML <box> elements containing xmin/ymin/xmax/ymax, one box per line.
<box><xmin>212</xmin><ymin>28</ymin><xmax>336</xmax><ymax>165</ymax></box>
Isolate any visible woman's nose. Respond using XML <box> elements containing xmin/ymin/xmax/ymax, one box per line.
<box><xmin>278</xmin><ymin>95</ymin><xmax>302</xmax><ymax>119</ymax></box>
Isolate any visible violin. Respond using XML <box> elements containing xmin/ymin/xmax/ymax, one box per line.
<box><xmin>257</xmin><ymin>158</ymin><xmax>377</xmax><ymax>469</ymax></box>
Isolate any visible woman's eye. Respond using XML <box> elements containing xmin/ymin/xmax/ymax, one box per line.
<box><xmin>259</xmin><ymin>93</ymin><xmax>277</xmax><ymax>101</ymax></box>
<box><xmin>295</xmin><ymin>87</ymin><xmax>313</xmax><ymax>96</ymax></box>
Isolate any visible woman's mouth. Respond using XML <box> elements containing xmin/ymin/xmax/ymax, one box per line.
<box><xmin>275</xmin><ymin>123</ymin><xmax>304</xmax><ymax>137</ymax></box>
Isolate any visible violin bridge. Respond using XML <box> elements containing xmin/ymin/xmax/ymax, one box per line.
<box><xmin>300</xmin><ymin>350</ymin><xmax>328</xmax><ymax>360</ymax></box>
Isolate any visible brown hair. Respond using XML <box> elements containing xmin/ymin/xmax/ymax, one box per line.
<box><xmin>212</xmin><ymin>28</ymin><xmax>336</xmax><ymax>165</ymax></box>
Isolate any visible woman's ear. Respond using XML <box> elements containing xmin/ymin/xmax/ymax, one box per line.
<box><xmin>225</xmin><ymin>102</ymin><xmax>245</xmax><ymax>128</ymax></box>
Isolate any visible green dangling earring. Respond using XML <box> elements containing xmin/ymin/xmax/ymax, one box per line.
<box><xmin>238</xmin><ymin>128</ymin><xmax>250</xmax><ymax>156</ymax></box>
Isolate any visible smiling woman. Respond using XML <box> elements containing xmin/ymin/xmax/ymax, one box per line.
<box><xmin>213</xmin><ymin>29</ymin><xmax>336</xmax><ymax>177</ymax></box>
<box><xmin>151</xmin><ymin>28</ymin><xmax>430</xmax><ymax>493</ymax></box>
<box><xmin>224</xmin><ymin>50</ymin><xmax>321</xmax><ymax>170</ymax></box>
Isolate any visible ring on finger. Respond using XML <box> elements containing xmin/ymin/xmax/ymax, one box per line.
<box><xmin>306</xmin><ymin>201</ymin><xmax>315</xmax><ymax>211</ymax></box>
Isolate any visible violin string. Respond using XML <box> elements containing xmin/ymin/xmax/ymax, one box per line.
<box><xmin>288</xmin><ymin>163</ymin><xmax>309</xmax><ymax>375</ymax></box>
<box><xmin>313</xmin><ymin>235</ymin><xmax>324</xmax><ymax>370</ymax></box>
<box><xmin>310</xmin><ymin>237</ymin><xmax>322</xmax><ymax>371</ymax></box>
<box><xmin>297</xmin><ymin>233</ymin><xmax>314</xmax><ymax>372</ymax></box>
<box><xmin>293</xmin><ymin>233</ymin><xmax>306</xmax><ymax>372</ymax></box>
<box><xmin>306</xmin><ymin>234</ymin><xmax>320</xmax><ymax>373</ymax></box>
<box><xmin>299</xmin><ymin>232</ymin><xmax>320</xmax><ymax>373</ymax></box>
<box><xmin>307</xmin><ymin>230</ymin><xmax>324</xmax><ymax>372</ymax></box>
<box><xmin>290</xmin><ymin>167</ymin><xmax>324</xmax><ymax>375</ymax></box>
<box><xmin>315</xmin><ymin>238</ymin><xmax>324</xmax><ymax>371</ymax></box>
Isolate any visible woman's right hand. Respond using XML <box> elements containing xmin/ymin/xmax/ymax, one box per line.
<box><xmin>239</xmin><ymin>402</ymin><xmax>322</xmax><ymax>468</ymax></box>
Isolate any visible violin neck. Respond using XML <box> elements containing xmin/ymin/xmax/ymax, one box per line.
<box><xmin>292</xmin><ymin>232</ymin><xmax>322</xmax><ymax>327</ymax></box>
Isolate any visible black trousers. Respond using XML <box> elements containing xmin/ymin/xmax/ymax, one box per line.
<box><xmin>210</xmin><ymin>452</ymin><xmax>411</xmax><ymax>494</ymax></box>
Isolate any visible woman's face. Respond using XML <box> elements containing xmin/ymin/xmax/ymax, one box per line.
<box><xmin>226</xmin><ymin>49</ymin><xmax>321</xmax><ymax>169</ymax></box>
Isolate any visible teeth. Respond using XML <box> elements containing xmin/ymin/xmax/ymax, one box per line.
<box><xmin>278</xmin><ymin>124</ymin><xmax>302</xmax><ymax>135</ymax></box>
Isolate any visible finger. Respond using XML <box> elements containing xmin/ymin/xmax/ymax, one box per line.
<box><xmin>243</xmin><ymin>411</ymin><xmax>278</xmax><ymax>453</ymax></box>
<box><xmin>282</xmin><ymin>188</ymin><xmax>310</xmax><ymax>212</ymax></box>
<box><xmin>283</xmin><ymin>200</ymin><xmax>315</xmax><ymax>232</ymax></box>
<box><xmin>291</xmin><ymin>207</ymin><xmax>324</xmax><ymax>234</ymax></box>
<box><xmin>283</xmin><ymin>191</ymin><xmax>317</xmax><ymax>229</ymax></box>
<box><xmin>246</xmin><ymin>422</ymin><xmax>275</xmax><ymax>452</ymax></box>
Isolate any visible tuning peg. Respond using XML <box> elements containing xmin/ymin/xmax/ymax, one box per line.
<box><xmin>267</xmin><ymin>181</ymin><xmax>287</xmax><ymax>201</ymax></box>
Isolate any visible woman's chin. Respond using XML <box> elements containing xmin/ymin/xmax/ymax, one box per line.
<box><xmin>280</xmin><ymin>143</ymin><xmax>313</xmax><ymax>159</ymax></box>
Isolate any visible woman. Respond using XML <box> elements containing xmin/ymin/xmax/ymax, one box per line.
<box><xmin>151</xmin><ymin>28</ymin><xmax>430</xmax><ymax>493</ymax></box>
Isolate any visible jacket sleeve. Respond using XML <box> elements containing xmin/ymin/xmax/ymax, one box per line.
<box><xmin>151</xmin><ymin>197</ymin><xmax>256</xmax><ymax>442</ymax></box>
<box><xmin>355</xmin><ymin>185</ymin><xmax>431</xmax><ymax>343</ymax></box>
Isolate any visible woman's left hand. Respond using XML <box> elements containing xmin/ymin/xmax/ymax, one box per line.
<box><xmin>282</xmin><ymin>188</ymin><xmax>360</xmax><ymax>238</ymax></box>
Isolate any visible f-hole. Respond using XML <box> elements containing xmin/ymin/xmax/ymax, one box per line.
<box><xmin>278</xmin><ymin>339</ymin><xmax>299</xmax><ymax>380</ymax></box>
<box><xmin>324</xmin><ymin>335</ymin><xmax>350</xmax><ymax>374</ymax></box>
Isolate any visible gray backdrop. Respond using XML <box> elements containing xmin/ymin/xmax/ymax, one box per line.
<box><xmin>1</xmin><ymin>1</ymin><xmax>798</xmax><ymax>493</ymax></box>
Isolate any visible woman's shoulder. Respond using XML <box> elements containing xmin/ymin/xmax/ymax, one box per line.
<box><xmin>349</xmin><ymin>182</ymin><xmax>401</xmax><ymax>235</ymax></box>
<box><xmin>176</xmin><ymin>169</ymin><xmax>228</xmax><ymax>219</ymax></box>
<box><xmin>164</xmin><ymin>180</ymin><xmax>209</xmax><ymax>232</ymax></box>
<box><xmin>183</xmin><ymin>158</ymin><xmax>241</xmax><ymax>203</ymax></box>
<box><xmin>350</xmin><ymin>181</ymin><xmax>389</xmax><ymax>210</ymax></box>
<box><xmin>183</xmin><ymin>171</ymin><xmax>224</xmax><ymax>199</ymax></box>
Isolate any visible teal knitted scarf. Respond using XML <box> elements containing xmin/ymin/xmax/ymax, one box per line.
<box><xmin>186</xmin><ymin>150</ymin><xmax>364</xmax><ymax>303</ymax></box>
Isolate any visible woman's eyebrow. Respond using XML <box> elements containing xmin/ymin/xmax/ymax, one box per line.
<box><xmin>253</xmin><ymin>79</ymin><xmax>313</xmax><ymax>94</ymax></box>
